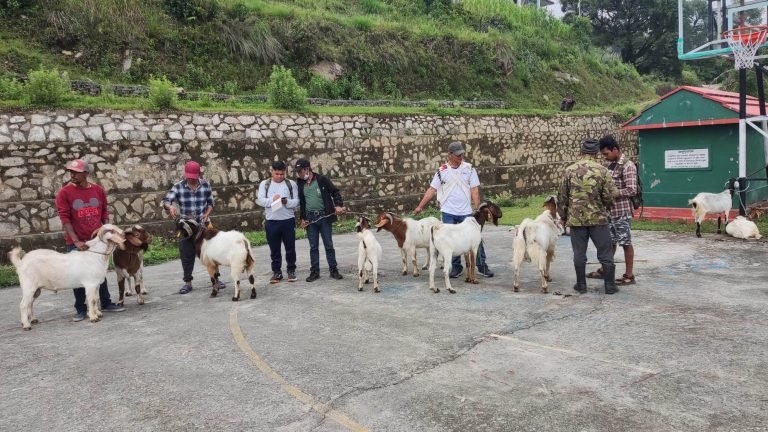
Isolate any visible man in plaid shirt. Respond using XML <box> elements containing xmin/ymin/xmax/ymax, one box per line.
<box><xmin>162</xmin><ymin>161</ymin><xmax>224</xmax><ymax>294</ymax></box>
<box><xmin>590</xmin><ymin>135</ymin><xmax>638</xmax><ymax>286</ymax></box>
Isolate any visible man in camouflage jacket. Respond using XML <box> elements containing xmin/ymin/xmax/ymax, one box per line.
<box><xmin>557</xmin><ymin>138</ymin><xmax>620</xmax><ymax>294</ymax></box>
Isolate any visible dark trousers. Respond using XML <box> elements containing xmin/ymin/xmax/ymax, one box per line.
<box><xmin>569</xmin><ymin>225</ymin><xmax>614</xmax><ymax>267</ymax></box>
<box><xmin>179</xmin><ymin>236</ymin><xmax>196</xmax><ymax>282</ymax></box>
<box><xmin>306</xmin><ymin>213</ymin><xmax>337</xmax><ymax>274</ymax></box>
<box><xmin>441</xmin><ymin>212</ymin><xmax>487</xmax><ymax>271</ymax></box>
<box><xmin>265</xmin><ymin>218</ymin><xmax>297</xmax><ymax>273</ymax></box>
<box><xmin>68</xmin><ymin>245</ymin><xmax>112</xmax><ymax>313</ymax></box>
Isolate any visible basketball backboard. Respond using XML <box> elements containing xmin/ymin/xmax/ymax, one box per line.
<box><xmin>678</xmin><ymin>0</ymin><xmax>768</xmax><ymax>61</ymax></box>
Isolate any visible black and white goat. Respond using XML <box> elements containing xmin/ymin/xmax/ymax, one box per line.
<box><xmin>512</xmin><ymin>196</ymin><xmax>561</xmax><ymax>293</ymax></box>
<box><xmin>688</xmin><ymin>189</ymin><xmax>733</xmax><ymax>237</ymax></box>
<box><xmin>355</xmin><ymin>216</ymin><xmax>383</xmax><ymax>292</ymax></box>
<box><xmin>374</xmin><ymin>212</ymin><xmax>441</xmax><ymax>276</ymax></box>
<box><xmin>176</xmin><ymin>219</ymin><xmax>257</xmax><ymax>301</ymax></box>
<box><xmin>428</xmin><ymin>202</ymin><xmax>501</xmax><ymax>293</ymax></box>
<box><xmin>9</xmin><ymin>224</ymin><xmax>126</xmax><ymax>330</ymax></box>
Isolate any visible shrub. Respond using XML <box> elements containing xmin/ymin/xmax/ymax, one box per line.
<box><xmin>267</xmin><ymin>65</ymin><xmax>306</xmax><ymax>110</ymax></box>
<box><xmin>25</xmin><ymin>68</ymin><xmax>71</xmax><ymax>106</ymax></box>
<box><xmin>307</xmin><ymin>75</ymin><xmax>331</xmax><ymax>98</ymax></box>
<box><xmin>221</xmin><ymin>80</ymin><xmax>239</xmax><ymax>95</ymax></box>
<box><xmin>163</xmin><ymin>0</ymin><xmax>219</xmax><ymax>22</ymax></box>
<box><xmin>147</xmin><ymin>75</ymin><xmax>178</xmax><ymax>110</ymax></box>
<box><xmin>680</xmin><ymin>68</ymin><xmax>701</xmax><ymax>87</ymax></box>
<box><xmin>0</xmin><ymin>76</ymin><xmax>24</xmax><ymax>100</ymax></box>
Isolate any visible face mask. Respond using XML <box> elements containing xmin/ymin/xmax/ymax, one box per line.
<box><xmin>302</xmin><ymin>174</ymin><xmax>310</xmax><ymax>181</ymax></box>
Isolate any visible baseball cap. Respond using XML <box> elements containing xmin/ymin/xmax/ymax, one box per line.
<box><xmin>447</xmin><ymin>141</ymin><xmax>465</xmax><ymax>155</ymax></box>
<box><xmin>184</xmin><ymin>161</ymin><xmax>201</xmax><ymax>179</ymax></box>
<box><xmin>295</xmin><ymin>159</ymin><xmax>311</xmax><ymax>170</ymax></box>
<box><xmin>65</xmin><ymin>159</ymin><xmax>90</xmax><ymax>173</ymax></box>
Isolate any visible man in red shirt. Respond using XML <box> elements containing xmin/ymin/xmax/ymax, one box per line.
<box><xmin>56</xmin><ymin>159</ymin><xmax>125</xmax><ymax>321</ymax></box>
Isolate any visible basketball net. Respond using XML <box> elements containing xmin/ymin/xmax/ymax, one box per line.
<box><xmin>723</xmin><ymin>26</ymin><xmax>768</xmax><ymax>69</ymax></box>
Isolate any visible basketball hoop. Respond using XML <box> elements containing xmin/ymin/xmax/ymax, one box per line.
<box><xmin>723</xmin><ymin>26</ymin><xmax>768</xmax><ymax>69</ymax></box>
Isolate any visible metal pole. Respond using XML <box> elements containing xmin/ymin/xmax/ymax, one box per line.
<box><xmin>759</xmin><ymin>67</ymin><xmax>768</xmax><ymax>184</ymax></box>
<box><xmin>739</xmin><ymin>67</ymin><xmax>748</xmax><ymax>216</ymax></box>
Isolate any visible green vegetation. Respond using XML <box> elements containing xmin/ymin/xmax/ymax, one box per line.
<box><xmin>25</xmin><ymin>67</ymin><xmax>70</xmax><ymax>106</ymax></box>
<box><xmin>0</xmin><ymin>0</ymin><xmax>656</xmax><ymax>109</ymax></box>
<box><xmin>147</xmin><ymin>75</ymin><xmax>179</xmax><ymax>110</ymax></box>
<box><xmin>267</xmin><ymin>65</ymin><xmax>306</xmax><ymax>109</ymax></box>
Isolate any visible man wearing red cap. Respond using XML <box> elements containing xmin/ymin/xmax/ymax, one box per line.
<box><xmin>56</xmin><ymin>158</ymin><xmax>125</xmax><ymax>321</ymax></box>
<box><xmin>162</xmin><ymin>160</ymin><xmax>224</xmax><ymax>294</ymax></box>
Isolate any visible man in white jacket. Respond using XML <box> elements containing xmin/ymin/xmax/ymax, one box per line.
<box><xmin>257</xmin><ymin>161</ymin><xmax>300</xmax><ymax>283</ymax></box>
<box><xmin>414</xmin><ymin>141</ymin><xmax>493</xmax><ymax>278</ymax></box>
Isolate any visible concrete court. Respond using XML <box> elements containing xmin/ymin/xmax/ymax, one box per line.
<box><xmin>0</xmin><ymin>225</ymin><xmax>767</xmax><ymax>432</ymax></box>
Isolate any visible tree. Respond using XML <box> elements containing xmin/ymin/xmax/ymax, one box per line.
<box><xmin>561</xmin><ymin>0</ymin><xmax>680</xmax><ymax>76</ymax></box>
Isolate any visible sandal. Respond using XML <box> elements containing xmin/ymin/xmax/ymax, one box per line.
<box><xmin>179</xmin><ymin>284</ymin><xmax>193</xmax><ymax>294</ymax></box>
<box><xmin>586</xmin><ymin>269</ymin><xmax>604</xmax><ymax>279</ymax></box>
<box><xmin>615</xmin><ymin>274</ymin><xmax>636</xmax><ymax>285</ymax></box>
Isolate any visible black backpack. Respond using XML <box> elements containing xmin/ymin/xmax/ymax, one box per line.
<box><xmin>612</xmin><ymin>159</ymin><xmax>643</xmax><ymax>211</ymax></box>
<box><xmin>264</xmin><ymin>179</ymin><xmax>294</xmax><ymax>199</ymax></box>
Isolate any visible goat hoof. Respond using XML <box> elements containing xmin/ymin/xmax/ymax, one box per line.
<box><xmin>364</xmin><ymin>279</ymin><xmax>370</xmax><ymax>284</ymax></box>
<box><xmin>30</xmin><ymin>318</ymin><xmax>39</xmax><ymax>324</ymax></box>
<box><xmin>231</xmin><ymin>296</ymin><xmax>239</xmax><ymax>302</ymax></box>
<box><xmin>696</xmin><ymin>232</ymin><xmax>702</xmax><ymax>238</ymax></box>
<box><xmin>471</xmin><ymin>279</ymin><xmax>479</xmax><ymax>285</ymax></box>
<box><xmin>90</xmin><ymin>318</ymin><xmax>100</xmax><ymax>323</ymax></box>
<box><xmin>546</xmin><ymin>276</ymin><xmax>552</xmax><ymax>282</ymax></box>
<box><xmin>542</xmin><ymin>289</ymin><xmax>548</xmax><ymax>294</ymax></box>
<box><xmin>448</xmin><ymin>288</ymin><xmax>457</xmax><ymax>294</ymax></box>
<box><xmin>513</xmin><ymin>287</ymin><xmax>519</xmax><ymax>292</ymax></box>
<box><xmin>374</xmin><ymin>288</ymin><xmax>381</xmax><ymax>293</ymax></box>
<box><xmin>137</xmin><ymin>299</ymin><xmax>144</xmax><ymax>305</ymax></box>
<box><xmin>125</xmin><ymin>292</ymin><xmax>132</xmax><ymax>297</ymax></box>
<box><xmin>358</xmin><ymin>287</ymin><xmax>364</xmax><ymax>291</ymax></box>
<box><xmin>210</xmin><ymin>290</ymin><xmax>218</xmax><ymax>298</ymax></box>
<box><xmin>401</xmin><ymin>270</ymin><xmax>408</xmax><ymax>276</ymax></box>
<box><xmin>431</xmin><ymin>288</ymin><xmax>440</xmax><ymax>293</ymax></box>
<box><xmin>250</xmin><ymin>291</ymin><xmax>257</xmax><ymax>299</ymax></box>
<box><xmin>23</xmin><ymin>327</ymin><xmax>31</xmax><ymax>331</ymax></box>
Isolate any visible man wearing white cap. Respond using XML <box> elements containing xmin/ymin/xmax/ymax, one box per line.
<box><xmin>56</xmin><ymin>158</ymin><xmax>125</xmax><ymax>321</ymax></box>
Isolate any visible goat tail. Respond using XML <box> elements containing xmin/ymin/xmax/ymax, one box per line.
<box><xmin>243</xmin><ymin>239</ymin><xmax>255</xmax><ymax>269</ymax></box>
<box><xmin>8</xmin><ymin>246</ymin><xmax>24</xmax><ymax>268</ymax></box>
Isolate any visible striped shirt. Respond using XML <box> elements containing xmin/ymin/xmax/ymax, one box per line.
<box><xmin>161</xmin><ymin>179</ymin><xmax>214</xmax><ymax>221</ymax></box>
<box><xmin>607</xmin><ymin>154</ymin><xmax>638</xmax><ymax>218</ymax></box>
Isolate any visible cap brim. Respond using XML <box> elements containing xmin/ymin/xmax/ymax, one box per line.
<box><xmin>185</xmin><ymin>172</ymin><xmax>200</xmax><ymax>179</ymax></box>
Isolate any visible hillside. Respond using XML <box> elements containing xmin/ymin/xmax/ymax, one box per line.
<box><xmin>0</xmin><ymin>0</ymin><xmax>654</xmax><ymax>109</ymax></box>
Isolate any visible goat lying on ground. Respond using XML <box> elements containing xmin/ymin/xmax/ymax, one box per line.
<box><xmin>9</xmin><ymin>224</ymin><xmax>126</xmax><ymax>330</ymax></box>
<box><xmin>688</xmin><ymin>189</ymin><xmax>733</xmax><ymax>237</ymax></box>
<box><xmin>356</xmin><ymin>216</ymin><xmax>383</xmax><ymax>292</ymax></box>
<box><xmin>512</xmin><ymin>196</ymin><xmax>561</xmax><ymax>293</ymax></box>
<box><xmin>374</xmin><ymin>212</ymin><xmax>441</xmax><ymax>276</ymax></box>
<box><xmin>725</xmin><ymin>215</ymin><xmax>763</xmax><ymax>239</ymax></box>
<box><xmin>428</xmin><ymin>202</ymin><xmax>501</xmax><ymax>294</ymax></box>
<box><xmin>114</xmin><ymin>225</ymin><xmax>153</xmax><ymax>306</ymax></box>
<box><xmin>176</xmin><ymin>218</ymin><xmax>256</xmax><ymax>301</ymax></box>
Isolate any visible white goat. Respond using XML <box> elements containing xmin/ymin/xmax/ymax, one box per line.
<box><xmin>374</xmin><ymin>212</ymin><xmax>441</xmax><ymax>276</ymax></box>
<box><xmin>8</xmin><ymin>224</ymin><xmax>126</xmax><ymax>330</ymax></box>
<box><xmin>725</xmin><ymin>215</ymin><xmax>762</xmax><ymax>239</ymax></box>
<box><xmin>512</xmin><ymin>196</ymin><xmax>560</xmax><ymax>293</ymax></box>
<box><xmin>176</xmin><ymin>219</ymin><xmax>257</xmax><ymax>301</ymax></box>
<box><xmin>688</xmin><ymin>189</ymin><xmax>733</xmax><ymax>237</ymax></box>
<box><xmin>355</xmin><ymin>216</ymin><xmax>383</xmax><ymax>292</ymax></box>
<box><xmin>428</xmin><ymin>202</ymin><xmax>500</xmax><ymax>294</ymax></box>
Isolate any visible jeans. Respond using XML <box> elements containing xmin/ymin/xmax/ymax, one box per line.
<box><xmin>68</xmin><ymin>244</ymin><xmax>112</xmax><ymax>313</ymax></box>
<box><xmin>440</xmin><ymin>212</ymin><xmax>487</xmax><ymax>272</ymax></box>
<box><xmin>569</xmin><ymin>225</ymin><xmax>614</xmax><ymax>267</ymax></box>
<box><xmin>306</xmin><ymin>213</ymin><xmax>337</xmax><ymax>274</ymax></box>
<box><xmin>265</xmin><ymin>218</ymin><xmax>297</xmax><ymax>273</ymax></box>
<box><xmin>179</xmin><ymin>235</ymin><xmax>196</xmax><ymax>282</ymax></box>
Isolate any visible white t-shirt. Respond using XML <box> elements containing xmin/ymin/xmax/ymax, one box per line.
<box><xmin>257</xmin><ymin>179</ymin><xmax>299</xmax><ymax>221</ymax></box>
<box><xmin>429</xmin><ymin>161</ymin><xmax>480</xmax><ymax>215</ymax></box>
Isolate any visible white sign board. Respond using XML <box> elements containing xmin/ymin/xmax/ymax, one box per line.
<box><xmin>664</xmin><ymin>149</ymin><xmax>709</xmax><ymax>169</ymax></box>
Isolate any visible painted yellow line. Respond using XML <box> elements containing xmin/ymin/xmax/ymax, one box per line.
<box><xmin>229</xmin><ymin>307</ymin><xmax>370</xmax><ymax>432</ymax></box>
<box><xmin>488</xmin><ymin>334</ymin><xmax>659</xmax><ymax>375</ymax></box>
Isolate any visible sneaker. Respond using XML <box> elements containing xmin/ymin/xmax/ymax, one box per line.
<box><xmin>449</xmin><ymin>267</ymin><xmax>462</xmax><ymax>279</ymax></box>
<box><xmin>72</xmin><ymin>311</ymin><xmax>87</xmax><ymax>322</ymax></box>
<box><xmin>270</xmin><ymin>271</ymin><xmax>283</xmax><ymax>284</ymax></box>
<box><xmin>477</xmin><ymin>265</ymin><xmax>494</xmax><ymax>278</ymax></box>
<box><xmin>102</xmin><ymin>303</ymin><xmax>125</xmax><ymax>312</ymax></box>
<box><xmin>306</xmin><ymin>272</ymin><xmax>320</xmax><ymax>282</ymax></box>
<box><xmin>287</xmin><ymin>271</ymin><xmax>297</xmax><ymax>282</ymax></box>
<box><xmin>215</xmin><ymin>279</ymin><xmax>226</xmax><ymax>290</ymax></box>
<box><xmin>330</xmin><ymin>269</ymin><xmax>343</xmax><ymax>280</ymax></box>
<box><xmin>179</xmin><ymin>283</ymin><xmax>193</xmax><ymax>294</ymax></box>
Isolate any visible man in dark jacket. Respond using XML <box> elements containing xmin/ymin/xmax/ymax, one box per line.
<box><xmin>295</xmin><ymin>159</ymin><xmax>345</xmax><ymax>282</ymax></box>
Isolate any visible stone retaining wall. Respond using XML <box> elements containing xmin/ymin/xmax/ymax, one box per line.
<box><xmin>0</xmin><ymin>110</ymin><xmax>635</xmax><ymax>261</ymax></box>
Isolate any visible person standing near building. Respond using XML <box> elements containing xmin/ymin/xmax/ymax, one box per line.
<box><xmin>557</xmin><ymin>138</ymin><xmax>620</xmax><ymax>294</ymax></box>
<box><xmin>413</xmin><ymin>141</ymin><xmax>493</xmax><ymax>278</ymax></box>
<box><xmin>56</xmin><ymin>158</ymin><xmax>125</xmax><ymax>321</ymax></box>
<box><xmin>295</xmin><ymin>159</ymin><xmax>344</xmax><ymax>282</ymax></box>
<box><xmin>588</xmin><ymin>135</ymin><xmax>637</xmax><ymax>285</ymax></box>
<box><xmin>162</xmin><ymin>160</ymin><xmax>224</xmax><ymax>294</ymax></box>
<box><xmin>257</xmin><ymin>161</ymin><xmax>300</xmax><ymax>284</ymax></box>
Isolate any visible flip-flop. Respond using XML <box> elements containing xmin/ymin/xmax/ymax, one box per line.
<box><xmin>586</xmin><ymin>269</ymin><xmax>604</xmax><ymax>279</ymax></box>
<box><xmin>616</xmin><ymin>274</ymin><xmax>636</xmax><ymax>285</ymax></box>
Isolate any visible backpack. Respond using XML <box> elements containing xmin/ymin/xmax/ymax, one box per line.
<box><xmin>264</xmin><ymin>179</ymin><xmax>294</xmax><ymax>199</ymax></box>
<box><xmin>610</xmin><ymin>159</ymin><xmax>643</xmax><ymax>211</ymax></box>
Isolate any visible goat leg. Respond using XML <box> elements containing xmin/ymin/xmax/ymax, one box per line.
<box><xmin>470</xmin><ymin>251</ymin><xmax>479</xmax><ymax>285</ymax></box>
<box><xmin>117</xmin><ymin>276</ymin><xmax>126</xmax><ymax>305</ymax></box>
<box><xmin>19</xmin><ymin>286</ymin><xmax>35</xmax><ymax>330</ymax></box>
<box><xmin>696</xmin><ymin>221</ymin><xmax>702</xmax><ymax>238</ymax></box>
<box><xmin>400</xmin><ymin>248</ymin><xmax>408</xmax><ymax>276</ymax></box>
<box><xmin>248</xmin><ymin>274</ymin><xmax>257</xmax><ymax>299</ymax></box>
<box><xmin>136</xmin><ymin>269</ymin><xmax>145</xmax><ymax>305</ymax></box>
<box><xmin>717</xmin><ymin>215</ymin><xmax>722</xmax><ymax>234</ymax></box>
<box><xmin>373</xmin><ymin>262</ymin><xmax>381</xmax><ymax>293</ymax></box>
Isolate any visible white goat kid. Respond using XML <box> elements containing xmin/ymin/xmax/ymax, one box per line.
<box><xmin>725</xmin><ymin>215</ymin><xmax>762</xmax><ymax>239</ymax></box>
<box><xmin>688</xmin><ymin>189</ymin><xmax>733</xmax><ymax>237</ymax></box>
<box><xmin>374</xmin><ymin>212</ymin><xmax>441</xmax><ymax>276</ymax></box>
<box><xmin>9</xmin><ymin>224</ymin><xmax>126</xmax><ymax>330</ymax></box>
<box><xmin>428</xmin><ymin>203</ymin><xmax>500</xmax><ymax>294</ymax></box>
<box><xmin>176</xmin><ymin>219</ymin><xmax>257</xmax><ymax>301</ymax></box>
<box><xmin>512</xmin><ymin>196</ymin><xmax>560</xmax><ymax>293</ymax></box>
<box><xmin>356</xmin><ymin>216</ymin><xmax>383</xmax><ymax>292</ymax></box>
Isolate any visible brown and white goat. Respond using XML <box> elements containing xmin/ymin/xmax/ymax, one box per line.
<box><xmin>114</xmin><ymin>225</ymin><xmax>153</xmax><ymax>306</ymax></box>
<box><xmin>356</xmin><ymin>216</ymin><xmax>383</xmax><ymax>292</ymax></box>
<box><xmin>176</xmin><ymin>219</ymin><xmax>257</xmax><ymax>301</ymax></box>
<box><xmin>374</xmin><ymin>212</ymin><xmax>441</xmax><ymax>276</ymax></box>
<box><xmin>8</xmin><ymin>224</ymin><xmax>126</xmax><ymax>330</ymax></box>
<box><xmin>512</xmin><ymin>196</ymin><xmax>561</xmax><ymax>293</ymax></box>
<box><xmin>428</xmin><ymin>202</ymin><xmax>501</xmax><ymax>293</ymax></box>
